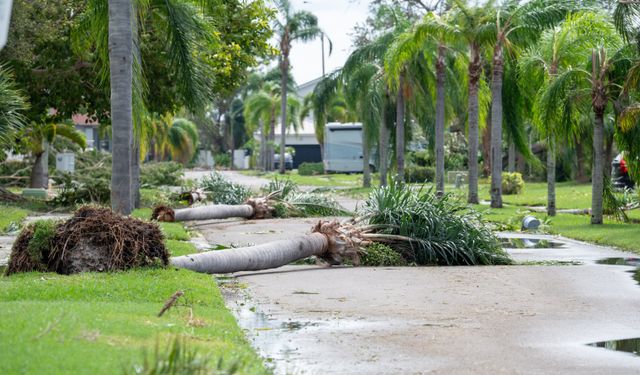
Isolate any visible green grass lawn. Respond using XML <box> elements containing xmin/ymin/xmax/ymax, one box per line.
<box><xmin>241</xmin><ymin>169</ymin><xmax>379</xmax><ymax>188</ymax></box>
<box><xmin>0</xmin><ymin>205</ymin><xmax>29</xmax><ymax>234</ymax></box>
<box><xmin>0</xmin><ymin>206</ymin><xmax>267</xmax><ymax>374</ymax></box>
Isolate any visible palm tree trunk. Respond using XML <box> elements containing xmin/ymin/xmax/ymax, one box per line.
<box><xmin>171</xmin><ymin>233</ymin><xmax>328</xmax><ymax>274</ymax></box>
<box><xmin>490</xmin><ymin>42</ymin><xmax>504</xmax><ymax>208</ymax></box>
<box><xmin>109</xmin><ymin>0</ymin><xmax>134</xmax><ymax>214</ymax></box>
<box><xmin>435</xmin><ymin>43</ymin><xmax>446</xmax><ymax>196</ymax></box>
<box><xmin>131</xmin><ymin>139</ymin><xmax>141</xmax><ymax>209</ymax></box>
<box><xmin>269</xmin><ymin>115</ymin><xmax>276</xmax><ymax>171</ymax></box>
<box><xmin>279</xmin><ymin>54</ymin><xmax>289</xmax><ymax>175</ymax></box>
<box><xmin>482</xmin><ymin>116</ymin><xmax>491</xmax><ymax>177</ymax></box>
<box><xmin>379</xmin><ymin>120</ymin><xmax>389</xmax><ymax>187</ymax></box>
<box><xmin>396</xmin><ymin>76</ymin><xmax>406</xmax><ymax>182</ymax></box>
<box><xmin>604</xmin><ymin>134</ymin><xmax>614</xmax><ymax>178</ymax></box>
<box><xmin>230</xmin><ymin>115</ymin><xmax>235</xmax><ymax>170</ymax></box>
<box><xmin>173</xmin><ymin>204</ymin><xmax>254</xmax><ymax>221</ymax></box>
<box><xmin>591</xmin><ymin>111</ymin><xmax>605</xmax><ymax>224</ymax></box>
<box><xmin>574</xmin><ymin>135</ymin><xmax>587</xmax><ymax>183</ymax></box>
<box><xmin>362</xmin><ymin>126</ymin><xmax>371</xmax><ymax>188</ymax></box>
<box><xmin>547</xmin><ymin>137</ymin><xmax>556</xmax><ymax>216</ymax></box>
<box><xmin>30</xmin><ymin>140</ymin><xmax>48</xmax><ymax>189</ymax></box>
<box><xmin>259</xmin><ymin>122</ymin><xmax>266</xmax><ymax>170</ymax></box>
<box><xmin>467</xmin><ymin>45</ymin><xmax>481</xmax><ymax>204</ymax></box>
<box><xmin>508</xmin><ymin>141</ymin><xmax>516</xmax><ymax>172</ymax></box>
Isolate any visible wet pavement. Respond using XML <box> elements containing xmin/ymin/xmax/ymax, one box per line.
<box><xmin>196</xmin><ymin>219</ymin><xmax>640</xmax><ymax>374</ymax></box>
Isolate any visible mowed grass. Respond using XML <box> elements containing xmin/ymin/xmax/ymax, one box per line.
<box><xmin>0</xmin><ymin>227</ymin><xmax>267</xmax><ymax>374</ymax></box>
<box><xmin>0</xmin><ymin>206</ymin><xmax>267</xmax><ymax>374</ymax></box>
<box><xmin>0</xmin><ymin>268</ymin><xmax>267</xmax><ymax>374</ymax></box>
<box><xmin>0</xmin><ymin>205</ymin><xmax>29</xmax><ymax>234</ymax></box>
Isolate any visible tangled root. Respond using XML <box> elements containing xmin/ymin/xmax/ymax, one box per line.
<box><xmin>245</xmin><ymin>197</ymin><xmax>275</xmax><ymax>220</ymax></box>
<box><xmin>6</xmin><ymin>206</ymin><xmax>168</xmax><ymax>275</ymax></box>
<box><xmin>311</xmin><ymin>220</ymin><xmax>369</xmax><ymax>266</ymax></box>
<box><xmin>152</xmin><ymin>205</ymin><xmax>176</xmax><ymax>222</ymax></box>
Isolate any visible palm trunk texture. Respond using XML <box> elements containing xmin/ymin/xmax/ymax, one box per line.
<box><xmin>490</xmin><ymin>42</ymin><xmax>504</xmax><ymax>208</ymax></box>
<box><xmin>171</xmin><ymin>233</ymin><xmax>328</xmax><ymax>274</ymax></box>
<box><xmin>279</xmin><ymin>48</ymin><xmax>289</xmax><ymax>175</ymax></box>
<box><xmin>396</xmin><ymin>76</ymin><xmax>405</xmax><ymax>182</ymax></box>
<box><xmin>173</xmin><ymin>204</ymin><xmax>254</xmax><ymax>221</ymax></box>
<box><xmin>467</xmin><ymin>44</ymin><xmax>481</xmax><ymax>204</ymax></box>
<box><xmin>547</xmin><ymin>137</ymin><xmax>556</xmax><ymax>216</ymax></box>
<box><xmin>108</xmin><ymin>0</ymin><xmax>134</xmax><ymax>214</ymax></box>
<box><xmin>435</xmin><ymin>43</ymin><xmax>446</xmax><ymax>196</ymax></box>
<box><xmin>379</xmin><ymin>119</ymin><xmax>389</xmax><ymax>187</ymax></box>
<box><xmin>591</xmin><ymin>112</ymin><xmax>605</xmax><ymax>224</ymax></box>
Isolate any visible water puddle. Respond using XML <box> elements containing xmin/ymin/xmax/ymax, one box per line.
<box><xmin>588</xmin><ymin>337</ymin><xmax>640</xmax><ymax>356</ymax></box>
<box><xmin>501</xmin><ymin>238</ymin><xmax>564</xmax><ymax>249</ymax></box>
<box><xmin>596</xmin><ymin>258</ymin><xmax>640</xmax><ymax>267</ymax></box>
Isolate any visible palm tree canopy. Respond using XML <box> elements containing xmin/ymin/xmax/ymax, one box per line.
<box><xmin>0</xmin><ymin>65</ymin><xmax>27</xmax><ymax>149</ymax></box>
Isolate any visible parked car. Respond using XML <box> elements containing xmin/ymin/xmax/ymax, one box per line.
<box><xmin>274</xmin><ymin>153</ymin><xmax>293</xmax><ymax>170</ymax></box>
<box><xmin>612</xmin><ymin>153</ymin><xmax>635</xmax><ymax>190</ymax></box>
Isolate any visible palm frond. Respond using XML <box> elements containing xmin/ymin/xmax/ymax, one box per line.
<box><xmin>0</xmin><ymin>65</ymin><xmax>28</xmax><ymax>148</ymax></box>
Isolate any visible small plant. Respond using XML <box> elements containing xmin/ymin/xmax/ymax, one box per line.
<box><xmin>214</xmin><ymin>153</ymin><xmax>231</xmax><ymax>168</ymax></box>
<box><xmin>199</xmin><ymin>172</ymin><xmax>250</xmax><ymax>205</ymax></box>
<box><xmin>298</xmin><ymin>162</ymin><xmax>324</xmax><ymax>176</ymax></box>
<box><xmin>502</xmin><ymin>172</ymin><xmax>525</xmax><ymax>195</ymax></box>
<box><xmin>405</xmin><ymin>165</ymin><xmax>435</xmax><ymax>183</ymax></box>
<box><xmin>140</xmin><ymin>162</ymin><xmax>184</xmax><ymax>187</ymax></box>
<box><xmin>127</xmin><ymin>336</ymin><xmax>243</xmax><ymax>375</ymax></box>
<box><xmin>361</xmin><ymin>243</ymin><xmax>406</xmax><ymax>266</ymax></box>
<box><xmin>262</xmin><ymin>177</ymin><xmax>299</xmax><ymax>198</ymax></box>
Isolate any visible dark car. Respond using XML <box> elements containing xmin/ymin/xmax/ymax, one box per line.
<box><xmin>274</xmin><ymin>153</ymin><xmax>293</xmax><ymax>170</ymax></box>
<box><xmin>612</xmin><ymin>153</ymin><xmax>635</xmax><ymax>190</ymax></box>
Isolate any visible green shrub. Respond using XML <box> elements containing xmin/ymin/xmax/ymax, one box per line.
<box><xmin>409</xmin><ymin>150</ymin><xmax>432</xmax><ymax>167</ymax></box>
<box><xmin>405</xmin><ymin>165</ymin><xmax>435</xmax><ymax>183</ymax></box>
<box><xmin>140</xmin><ymin>162</ymin><xmax>184</xmax><ymax>187</ymax></box>
<box><xmin>214</xmin><ymin>153</ymin><xmax>231</xmax><ymax>168</ymax></box>
<box><xmin>502</xmin><ymin>172</ymin><xmax>524</xmax><ymax>195</ymax></box>
<box><xmin>298</xmin><ymin>162</ymin><xmax>324</xmax><ymax>176</ymax></box>
<box><xmin>361</xmin><ymin>243</ymin><xmax>406</xmax><ymax>266</ymax></box>
<box><xmin>52</xmin><ymin>168</ymin><xmax>111</xmax><ymax>206</ymax></box>
<box><xmin>199</xmin><ymin>172</ymin><xmax>250</xmax><ymax>204</ymax></box>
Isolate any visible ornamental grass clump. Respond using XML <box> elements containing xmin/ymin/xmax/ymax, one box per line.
<box><xmin>5</xmin><ymin>206</ymin><xmax>168</xmax><ymax>275</ymax></box>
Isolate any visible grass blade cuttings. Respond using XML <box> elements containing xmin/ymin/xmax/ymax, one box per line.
<box><xmin>357</xmin><ymin>183</ymin><xmax>511</xmax><ymax>266</ymax></box>
<box><xmin>5</xmin><ymin>206</ymin><xmax>168</xmax><ymax>275</ymax></box>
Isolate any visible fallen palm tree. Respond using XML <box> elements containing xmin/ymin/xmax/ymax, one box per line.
<box><xmin>5</xmin><ymin>206</ymin><xmax>168</xmax><ymax>275</ymax></box>
<box><xmin>152</xmin><ymin>178</ymin><xmax>348</xmax><ymax>222</ymax></box>
<box><xmin>170</xmin><ymin>183</ymin><xmax>512</xmax><ymax>274</ymax></box>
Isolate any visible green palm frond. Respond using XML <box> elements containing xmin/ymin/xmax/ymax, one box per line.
<box><xmin>47</xmin><ymin>123</ymin><xmax>88</xmax><ymax>149</ymax></box>
<box><xmin>0</xmin><ymin>65</ymin><xmax>28</xmax><ymax>148</ymax></box>
<box><xmin>359</xmin><ymin>182</ymin><xmax>511</xmax><ymax>266</ymax></box>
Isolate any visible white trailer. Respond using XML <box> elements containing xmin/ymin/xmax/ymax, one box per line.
<box><xmin>324</xmin><ymin>122</ymin><xmax>372</xmax><ymax>173</ymax></box>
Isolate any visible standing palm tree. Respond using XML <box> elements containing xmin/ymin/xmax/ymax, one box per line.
<box><xmin>538</xmin><ymin>13</ymin><xmax>624</xmax><ymax>224</ymax></box>
<box><xmin>274</xmin><ymin>0</ymin><xmax>326</xmax><ymax>174</ymax></box>
<box><xmin>520</xmin><ymin>11</ymin><xmax>611</xmax><ymax>216</ymax></box>
<box><xmin>449</xmin><ymin>0</ymin><xmax>494</xmax><ymax>204</ymax></box>
<box><xmin>486</xmin><ymin>0</ymin><xmax>569</xmax><ymax>208</ymax></box>
<box><xmin>107</xmin><ymin>0</ymin><xmax>134</xmax><ymax>214</ymax></box>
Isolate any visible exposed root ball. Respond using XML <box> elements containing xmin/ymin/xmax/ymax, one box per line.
<box><xmin>152</xmin><ymin>205</ymin><xmax>176</xmax><ymax>222</ymax></box>
<box><xmin>5</xmin><ymin>206</ymin><xmax>169</xmax><ymax>275</ymax></box>
<box><xmin>245</xmin><ymin>197</ymin><xmax>275</xmax><ymax>219</ymax></box>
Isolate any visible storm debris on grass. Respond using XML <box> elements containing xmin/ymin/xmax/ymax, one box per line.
<box><xmin>5</xmin><ymin>206</ymin><xmax>168</xmax><ymax>275</ymax></box>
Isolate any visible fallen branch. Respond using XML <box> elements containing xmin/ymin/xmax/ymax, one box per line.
<box><xmin>158</xmin><ymin>290</ymin><xmax>185</xmax><ymax>317</ymax></box>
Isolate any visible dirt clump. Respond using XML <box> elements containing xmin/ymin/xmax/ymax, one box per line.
<box><xmin>5</xmin><ymin>206</ymin><xmax>168</xmax><ymax>275</ymax></box>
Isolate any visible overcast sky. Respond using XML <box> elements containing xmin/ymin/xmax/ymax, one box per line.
<box><xmin>283</xmin><ymin>0</ymin><xmax>372</xmax><ymax>85</ymax></box>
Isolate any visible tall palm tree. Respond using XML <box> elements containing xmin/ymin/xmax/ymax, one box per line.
<box><xmin>449</xmin><ymin>0</ymin><xmax>495</xmax><ymax>204</ymax></box>
<box><xmin>538</xmin><ymin>14</ymin><xmax>625</xmax><ymax>224</ymax></box>
<box><xmin>520</xmin><ymin>11</ymin><xmax>612</xmax><ymax>216</ymax></box>
<box><xmin>386</xmin><ymin>12</ymin><xmax>461</xmax><ymax>195</ymax></box>
<box><xmin>273</xmin><ymin>0</ymin><xmax>326</xmax><ymax>174</ymax></box>
<box><xmin>84</xmin><ymin>0</ymin><xmax>217</xmax><ymax>213</ymax></box>
<box><xmin>107</xmin><ymin>0</ymin><xmax>134</xmax><ymax>214</ymax></box>
<box><xmin>244</xmin><ymin>82</ymin><xmax>301</xmax><ymax>171</ymax></box>
<box><xmin>486</xmin><ymin>0</ymin><xmax>570</xmax><ymax>208</ymax></box>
